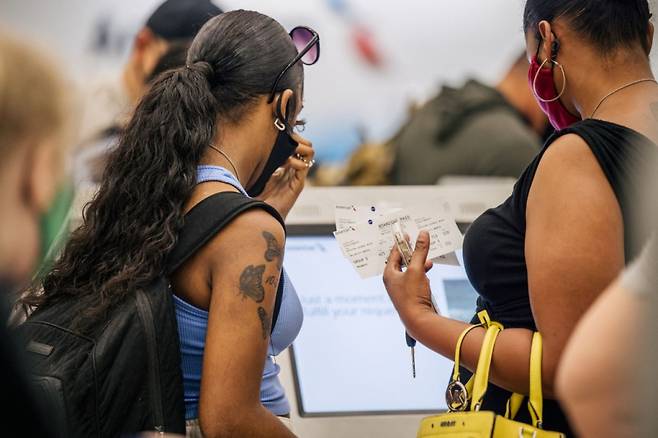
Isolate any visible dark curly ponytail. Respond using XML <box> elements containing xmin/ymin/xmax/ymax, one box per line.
<box><xmin>23</xmin><ymin>10</ymin><xmax>303</xmax><ymax>331</ymax></box>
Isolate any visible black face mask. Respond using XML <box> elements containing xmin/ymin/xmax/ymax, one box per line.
<box><xmin>247</xmin><ymin>95</ymin><xmax>299</xmax><ymax>197</ymax></box>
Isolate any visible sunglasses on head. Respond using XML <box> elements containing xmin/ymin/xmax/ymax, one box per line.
<box><xmin>267</xmin><ymin>26</ymin><xmax>320</xmax><ymax>104</ymax></box>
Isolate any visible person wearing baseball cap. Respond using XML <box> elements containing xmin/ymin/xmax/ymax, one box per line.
<box><xmin>78</xmin><ymin>0</ymin><xmax>223</xmax><ymax>149</ymax></box>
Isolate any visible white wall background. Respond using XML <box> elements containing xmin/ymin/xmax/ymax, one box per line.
<box><xmin>1</xmin><ymin>0</ymin><xmax>657</xmax><ymax>163</ymax></box>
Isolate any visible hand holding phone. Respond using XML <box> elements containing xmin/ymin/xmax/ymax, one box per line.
<box><xmin>392</xmin><ymin>223</ymin><xmax>440</xmax><ymax>314</ymax></box>
<box><xmin>393</xmin><ymin>223</ymin><xmax>413</xmax><ymax>267</ymax></box>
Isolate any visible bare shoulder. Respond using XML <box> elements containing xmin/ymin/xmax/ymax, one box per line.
<box><xmin>526</xmin><ymin>132</ymin><xmax>624</xmax><ymax>267</ymax></box>
<box><xmin>526</xmin><ymin>132</ymin><xmax>624</xmax><ymax>260</ymax></box>
<box><xmin>528</xmin><ymin>133</ymin><xmax>618</xmax><ymax>212</ymax></box>
<box><xmin>537</xmin><ymin>133</ymin><xmax>598</xmax><ymax>176</ymax></box>
<box><xmin>203</xmin><ymin>207</ymin><xmax>285</xmax><ymax>268</ymax></box>
<box><xmin>227</xmin><ymin>207</ymin><xmax>285</xmax><ymax>241</ymax></box>
<box><xmin>172</xmin><ymin>195</ymin><xmax>284</xmax><ymax>309</ymax></box>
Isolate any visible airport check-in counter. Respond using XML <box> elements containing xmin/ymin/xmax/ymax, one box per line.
<box><xmin>280</xmin><ymin>183</ymin><xmax>513</xmax><ymax>438</ymax></box>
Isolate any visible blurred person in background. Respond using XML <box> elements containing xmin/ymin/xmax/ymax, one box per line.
<box><xmin>73</xmin><ymin>0</ymin><xmax>223</xmax><ymax>228</ymax></box>
<box><xmin>77</xmin><ymin>0</ymin><xmax>223</xmax><ymax>150</ymax></box>
<box><xmin>383</xmin><ymin>0</ymin><xmax>658</xmax><ymax>436</ymax></box>
<box><xmin>388</xmin><ymin>53</ymin><xmax>548</xmax><ymax>185</ymax></box>
<box><xmin>23</xmin><ymin>10</ymin><xmax>318</xmax><ymax>438</ymax></box>
<box><xmin>557</xmin><ymin>239</ymin><xmax>658</xmax><ymax>438</ymax></box>
<box><xmin>74</xmin><ymin>40</ymin><xmax>191</xmax><ymax>186</ymax></box>
<box><xmin>646</xmin><ymin>247</ymin><xmax>658</xmax><ymax>434</ymax></box>
<box><xmin>0</xmin><ymin>31</ymin><xmax>74</xmax><ymax>436</ymax></box>
<box><xmin>646</xmin><ymin>246</ymin><xmax>658</xmax><ymax>437</ymax></box>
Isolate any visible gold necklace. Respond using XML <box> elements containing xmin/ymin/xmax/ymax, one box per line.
<box><xmin>208</xmin><ymin>144</ymin><xmax>240</xmax><ymax>182</ymax></box>
<box><xmin>590</xmin><ymin>78</ymin><xmax>657</xmax><ymax>119</ymax></box>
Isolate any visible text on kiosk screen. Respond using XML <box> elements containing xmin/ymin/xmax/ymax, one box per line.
<box><xmin>284</xmin><ymin>235</ymin><xmax>478</xmax><ymax>415</ymax></box>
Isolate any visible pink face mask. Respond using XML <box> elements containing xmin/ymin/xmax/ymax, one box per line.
<box><xmin>528</xmin><ymin>55</ymin><xmax>580</xmax><ymax>130</ymax></box>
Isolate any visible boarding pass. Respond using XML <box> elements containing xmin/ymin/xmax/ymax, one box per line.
<box><xmin>333</xmin><ymin>203</ymin><xmax>463</xmax><ymax>279</ymax></box>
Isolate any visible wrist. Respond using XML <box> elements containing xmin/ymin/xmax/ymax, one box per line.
<box><xmin>398</xmin><ymin>302</ymin><xmax>435</xmax><ymax>337</ymax></box>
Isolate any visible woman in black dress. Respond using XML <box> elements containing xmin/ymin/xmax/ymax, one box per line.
<box><xmin>384</xmin><ymin>1</ymin><xmax>658</xmax><ymax>435</ymax></box>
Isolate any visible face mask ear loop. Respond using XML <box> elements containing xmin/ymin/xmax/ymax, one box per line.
<box><xmin>274</xmin><ymin>118</ymin><xmax>286</xmax><ymax>131</ymax></box>
<box><xmin>274</xmin><ymin>93</ymin><xmax>294</xmax><ymax>132</ymax></box>
<box><xmin>532</xmin><ymin>57</ymin><xmax>568</xmax><ymax>103</ymax></box>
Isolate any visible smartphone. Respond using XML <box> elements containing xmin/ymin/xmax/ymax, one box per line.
<box><xmin>393</xmin><ymin>222</ymin><xmax>440</xmax><ymax>314</ymax></box>
<box><xmin>393</xmin><ymin>223</ymin><xmax>413</xmax><ymax>267</ymax></box>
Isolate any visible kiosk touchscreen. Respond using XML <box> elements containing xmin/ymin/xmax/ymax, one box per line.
<box><xmin>283</xmin><ymin>226</ymin><xmax>478</xmax><ymax>416</ymax></box>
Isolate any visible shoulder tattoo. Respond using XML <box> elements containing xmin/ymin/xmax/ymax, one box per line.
<box><xmin>258</xmin><ymin>306</ymin><xmax>270</xmax><ymax>340</ymax></box>
<box><xmin>262</xmin><ymin>231</ymin><xmax>283</xmax><ymax>267</ymax></box>
<box><xmin>239</xmin><ymin>264</ymin><xmax>266</xmax><ymax>303</ymax></box>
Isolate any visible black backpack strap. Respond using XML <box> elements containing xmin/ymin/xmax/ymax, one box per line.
<box><xmin>166</xmin><ymin>192</ymin><xmax>286</xmax><ymax>332</ymax></box>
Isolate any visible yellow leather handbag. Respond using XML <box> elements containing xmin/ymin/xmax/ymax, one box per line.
<box><xmin>417</xmin><ymin>311</ymin><xmax>565</xmax><ymax>438</ymax></box>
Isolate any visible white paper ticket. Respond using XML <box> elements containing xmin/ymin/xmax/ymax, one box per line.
<box><xmin>333</xmin><ymin>204</ymin><xmax>463</xmax><ymax>278</ymax></box>
<box><xmin>333</xmin><ymin>226</ymin><xmax>380</xmax><ymax>278</ymax></box>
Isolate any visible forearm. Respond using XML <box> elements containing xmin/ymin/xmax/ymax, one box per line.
<box><xmin>384</xmin><ymin>231</ymin><xmax>555</xmax><ymax>398</ymax></box>
<box><xmin>403</xmin><ymin>308</ymin><xmax>543</xmax><ymax>397</ymax></box>
<box><xmin>200</xmin><ymin>404</ymin><xmax>296</xmax><ymax>438</ymax></box>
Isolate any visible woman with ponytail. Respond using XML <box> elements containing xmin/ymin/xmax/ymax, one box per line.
<box><xmin>24</xmin><ymin>10</ymin><xmax>318</xmax><ymax>438</ymax></box>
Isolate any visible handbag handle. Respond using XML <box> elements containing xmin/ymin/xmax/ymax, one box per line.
<box><xmin>448</xmin><ymin>311</ymin><xmax>545</xmax><ymax>427</ymax></box>
<box><xmin>451</xmin><ymin>310</ymin><xmax>495</xmax><ymax>382</ymax></box>
<box><xmin>527</xmin><ymin>332</ymin><xmax>544</xmax><ymax>428</ymax></box>
<box><xmin>469</xmin><ymin>319</ymin><xmax>504</xmax><ymax>412</ymax></box>
<box><xmin>505</xmin><ymin>392</ymin><xmax>525</xmax><ymax>419</ymax></box>
<box><xmin>446</xmin><ymin>310</ymin><xmax>494</xmax><ymax>411</ymax></box>
<box><xmin>503</xmin><ymin>332</ymin><xmax>545</xmax><ymax>429</ymax></box>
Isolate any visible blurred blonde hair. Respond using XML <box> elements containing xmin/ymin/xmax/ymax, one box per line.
<box><xmin>0</xmin><ymin>31</ymin><xmax>73</xmax><ymax>172</ymax></box>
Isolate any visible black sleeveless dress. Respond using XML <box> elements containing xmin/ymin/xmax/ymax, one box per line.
<box><xmin>461</xmin><ymin>119</ymin><xmax>656</xmax><ymax>436</ymax></box>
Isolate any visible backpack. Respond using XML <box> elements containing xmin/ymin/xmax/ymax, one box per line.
<box><xmin>17</xmin><ymin>192</ymin><xmax>286</xmax><ymax>437</ymax></box>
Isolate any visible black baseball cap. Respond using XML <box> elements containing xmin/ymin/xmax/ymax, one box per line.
<box><xmin>146</xmin><ymin>0</ymin><xmax>223</xmax><ymax>41</ymax></box>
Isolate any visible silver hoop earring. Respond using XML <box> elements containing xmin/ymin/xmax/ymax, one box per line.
<box><xmin>532</xmin><ymin>58</ymin><xmax>568</xmax><ymax>103</ymax></box>
<box><xmin>274</xmin><ymin>118</ymin><xmax>286</xmax><ymax>131</ymax></box>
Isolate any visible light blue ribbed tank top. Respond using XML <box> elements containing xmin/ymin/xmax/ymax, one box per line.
<box><xmin>174</xmin><ymin>165</ymin><xmax>304</xmax><ymax>419</ymax></box>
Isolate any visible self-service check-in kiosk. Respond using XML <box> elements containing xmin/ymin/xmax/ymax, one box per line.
<box><xmin>278</xmin><ymin>183</ymin><xmax>513</xmax><ymax>438</ymax></box>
